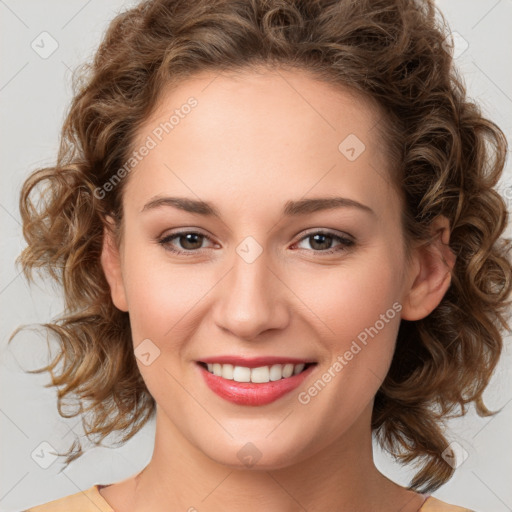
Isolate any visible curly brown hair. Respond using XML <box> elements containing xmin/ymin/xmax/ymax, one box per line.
<box><xmin>11</xmin><ymin>0</ymin><xmax>511</xmax><ymax>493</ymax></box>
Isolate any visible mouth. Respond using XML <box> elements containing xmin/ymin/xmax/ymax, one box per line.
<box><xmin>195</xmin><ymin>358</ymin><xmax>318</xmax><ymax>406</ymax></box>
<box><xmin>196</xmin><ymin>361</ymin><xmax>316</xmax><ymax>383</ymax></box>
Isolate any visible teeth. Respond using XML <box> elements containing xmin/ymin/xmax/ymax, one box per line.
<box><xmin>282</xmin><ymin>363</ymin><xmax>294</xmax><ymax>378</ymax></box>
<box><xmin>269</xmin><ymin>364</ymin><xmax>282</xmax><ymax>381</ymax></box>
<box><xmin>251</xmin><ymin>366</ymin><xmax>270</xmax><ymax>383</ymax></box>
<box><xmin>204</xmin><ymin>362</ymin><xmax>309</xmax><ymax>383</ymax></box>
<box><xmin>233</xmin><ymin>366</ymin><xmax>251</xmax><ymax>382</ymax></box>
<box><xmin>221</xmin><ymin>363</ymin><xmax>234</xmax><ymax>380</ymax></box>
<box><xmin>293</xmin><ymin>363</ymin><xmax>305</xmax><ymax>375</ymax></box>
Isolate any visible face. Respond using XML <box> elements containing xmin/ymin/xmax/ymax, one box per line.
<box><xmin>101</xmin><ymin>67</ymin><xmax>445</xmax><ymax>470</ymax></box>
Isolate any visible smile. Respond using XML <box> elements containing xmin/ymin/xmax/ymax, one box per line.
<box><xmin>196</xmin><ymin>359</ymin><xmax>317</xmax><ymax>406</ymax></box>
<box><xmin>199</xmin><ymin>362</ymin><xmax>313</xmax><ymax>383</ymax></box>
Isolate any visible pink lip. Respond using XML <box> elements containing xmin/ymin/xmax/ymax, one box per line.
<box><xmin>197</xmin><ymin>362</ymin><xmax>316</xmax><ymax>406</ymax></box>
<box><xmin>198</xmin><ymin>355</ymin><xmax>315</xmax><ymax>368</ymax></box>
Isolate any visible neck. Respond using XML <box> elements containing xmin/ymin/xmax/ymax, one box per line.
<box><xmin>126</xmin><ymin>404</ymin><xmax>423</xmax><ymax>512</ymax></box>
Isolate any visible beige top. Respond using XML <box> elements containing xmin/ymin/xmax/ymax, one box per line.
<box><xmin>23</xmin><ymin>485</ymin><xmax>476</xmax><ymax>511</ymax></box>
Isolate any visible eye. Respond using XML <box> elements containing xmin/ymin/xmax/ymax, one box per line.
<box><xmin>293</xmin><ymin>230</ymin><xmax>355</xmax><ymax>255</ymax></box>
<box><xmin>157</xmin><ymin>230</ymin><xmax>215</xmax><ymax>255</ymax></box>
<box><xmin>157</xmin><ymin>229</ymin><xmax>355</xmax><ymax>256</ymax></box>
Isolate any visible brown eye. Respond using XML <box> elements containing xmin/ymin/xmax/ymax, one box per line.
<box><xmin>158</xmin><ymin>231</ymin><xmax>213</xmax><ymax>254</ymax></box>
<box><xmin>295</xmin><ymin>231</ymin><xmax>354</xmax><ymax>255</ymax></box>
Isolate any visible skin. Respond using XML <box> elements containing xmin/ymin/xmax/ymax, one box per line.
<box><xmin>100</xmin><ymin>66</ymin><xmax>455</xmax><ymax>512</ymax></box>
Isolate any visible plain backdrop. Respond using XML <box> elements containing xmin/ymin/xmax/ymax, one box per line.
<box><xmin>1</xmin><ymin>1</ymin><xmax>511</xmax><ymax>511</ymax></box>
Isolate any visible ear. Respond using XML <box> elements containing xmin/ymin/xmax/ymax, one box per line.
<box><xmin>100</xmin><ymin>216</ymin><xmax>129</xmax><ymax>312</ymax></box>
<box><xmin>401</xmin><ymin>215</ymin><xmax>456</xmax><ymax>321</ymax></box>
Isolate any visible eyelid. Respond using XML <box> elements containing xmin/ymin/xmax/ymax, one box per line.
<box><xmin>157</xmin><ymin>228</ymin><xmax>216</xmax><ymax>251</ymax></box>
<box><xmin>294</xmin><ymin>227</ymin><xmax>354</xmax><ymax>243</ymax></box>
<box><xmin>291</xmin><ymin>229</ymin><xmax>355</xmax><ymax>255</ymax></box>
<box><xmin>157</xmin><ymin>227</ymin><xmax>355</xmax><ymax>255</ymax></box>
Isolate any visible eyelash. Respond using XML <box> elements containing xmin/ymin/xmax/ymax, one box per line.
<box><xmin>157</xmin><ymin>229</ymin><xmax>355</xmax><ymax>256</ymax></box>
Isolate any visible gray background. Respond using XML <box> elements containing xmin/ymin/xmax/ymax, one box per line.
<box><xmin>1</xmin><ymin>1</ymin><xmax>511</xmax><ymax>510</ymax></box>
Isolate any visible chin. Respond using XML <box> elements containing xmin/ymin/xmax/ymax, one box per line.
<box><xmin>193</xmin><ymin>430</ymin><xmax>315</xmax><ymax>471</ymax></box>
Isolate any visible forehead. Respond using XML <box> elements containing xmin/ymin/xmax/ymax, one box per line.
<box><xmin>124</xmin><ymin>67</ymin><xmax>397</xmax><ymax>221</ymax></box>
<box><xmin>138</xmin><ymin>66</ymin><xmax>385</xmax><ymax>153</ymax></box>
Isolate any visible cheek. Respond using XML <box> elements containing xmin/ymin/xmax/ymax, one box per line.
<box><xmin>121</xmin><ymin>245</ymin><xmax>204</xmax><ymax>344</ymax></box>
<box><xmin>295</xmin><ymin>247</ymin><xmax>404</xmax><ymax>405</ymax></box>
<box><xmin>295</xmin><ymin>252</ymin><xmax>403</xmax><ymax>340</ymax></box>
<box><xmin>122</xmin><ymin>226</ymin><xmax>405</xmax><ymax>348</ymax></box>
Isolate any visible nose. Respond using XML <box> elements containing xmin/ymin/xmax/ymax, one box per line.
<box><xmin>212</xmin><ymin>248</ymin><xmax>290</xmax><ymax>341</ymax></box>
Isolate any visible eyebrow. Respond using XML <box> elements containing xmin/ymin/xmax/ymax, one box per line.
<box><xmin>141</xmin><ymin>196</ymin><xmax>375</xmax><ymax>217</ymax></box>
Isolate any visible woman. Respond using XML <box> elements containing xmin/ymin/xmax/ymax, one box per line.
<box><xmin>14</xmin><ymin>0</ymin><xmax>510</xmax><ymax>510</ymax></box>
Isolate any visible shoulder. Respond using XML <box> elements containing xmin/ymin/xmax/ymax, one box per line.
<box><xmin>421</xmin><ymin>496</ymin><xmax>477</xmax><ymax>512</ymax></box>
<box><xmin>23</xmin><ymin>485</ymin><xmax>113</xmax><ymax>512</ymax></box>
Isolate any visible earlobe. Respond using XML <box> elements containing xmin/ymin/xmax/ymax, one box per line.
<box><xmin>100</xmin><ymin>217</ymin><xmax>129</xmax><ymax>312</ymax></box>
<box><xmin>401</xmin><ymin>215</ymin><xmax>456</xmax><ymax>321</ymax></box>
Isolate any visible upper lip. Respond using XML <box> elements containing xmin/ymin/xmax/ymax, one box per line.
<box><xmin>198</xmin><ymin>356</ymin><xmax>316</xmax><ymax>368</ymax></box>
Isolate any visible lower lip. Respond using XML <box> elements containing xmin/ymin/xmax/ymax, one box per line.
<box><xmin>197</xmin><ymin>363</ymin><xmax>316</xmax><ymax>406</ymax></box>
